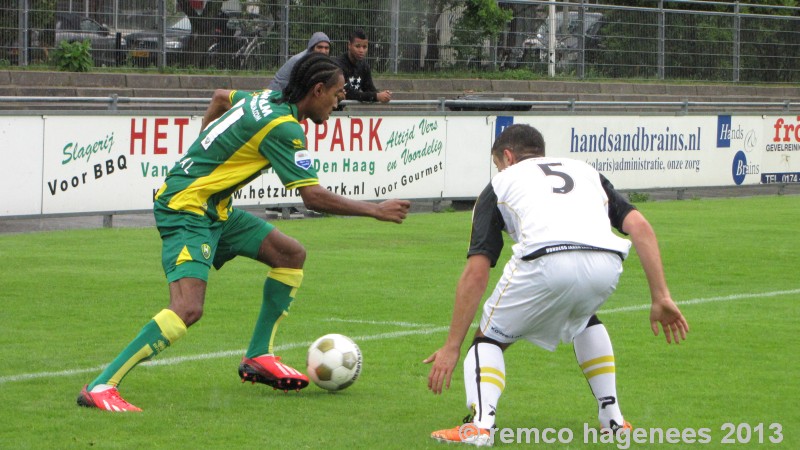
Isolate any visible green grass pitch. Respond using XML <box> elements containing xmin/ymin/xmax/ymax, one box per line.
<box><xmin>0</xmin><ymin>195</ymin><xmax>797</xmax><ymax>449</ymax></box>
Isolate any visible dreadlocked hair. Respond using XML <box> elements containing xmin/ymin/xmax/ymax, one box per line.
<box><xmin>277</xmin><ymin>53</ymin><xmax>342</xmax><ymax>104</ymax></box>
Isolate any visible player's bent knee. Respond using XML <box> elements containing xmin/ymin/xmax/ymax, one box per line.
<box><xmin>167</xmin><ymin>304</ymin><xmax>203</xmax><ymax>327</ymax></box>
<box><xmin>182</xmin><ymin>308</ymin><xmax>204</xmax><ymax>327</ymax></box>
<box><xmin>471</xmin><ymin>335</ymin><xmax>505</xmax><ymax>349</ymax></box>
<box><xmin>168</xmin><ymin>278</ymin><xmax>207</xmax><ymax>326</ymax></box>
<box><xmin>260</xmin><ymin>231</ymin><xmax>306</xmax><ymax>268</ymax></box>
<box><xmin>276</xmin><ymin>242</ymin><xmax>305</xmax><ymax>268</ymax></box>
<box><xmin>586</xmin><ymin>314</ymin><xmax>603</xmax><ymax>328</ymax></box>
<box><xmin>171</xmin><ymin>300</ymin><xmax>204</xmax><ymax>326</ymax></box>
<box><xmin>291</xmin><ymin>243</ymin><xmax>307</xmax><ymax>266</ymax></box>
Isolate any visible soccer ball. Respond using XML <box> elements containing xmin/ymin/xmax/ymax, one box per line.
<box><xmin>306</xmin><ymin>333</ymin><xmax>362</xmax><ymax>391</ymax></box>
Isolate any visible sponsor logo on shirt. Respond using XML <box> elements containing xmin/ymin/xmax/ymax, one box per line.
<box><xmin>294</xmin><ymin>150</ymin><xmax>312</xmax><ymax>170</ymax></box>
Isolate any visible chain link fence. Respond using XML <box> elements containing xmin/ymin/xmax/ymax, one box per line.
<box><xmin>1</xmin><ymin>0</ymin><xmax>798</xmax><ymax>83</ymax></box>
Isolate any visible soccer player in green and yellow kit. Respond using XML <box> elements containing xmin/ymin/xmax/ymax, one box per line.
<box><xmin>77</xmin><ymin>53</ymin><xmax>410</xmax><ymax>412</ymax></box>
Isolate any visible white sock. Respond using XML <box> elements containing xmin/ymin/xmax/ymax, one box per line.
<box><xmin>574</xmin><ymin>323</ymin><xmax>624</xmax><ymax>429</ymax></box>
<box><xmin>90</xmin><ymin>384</ymin><xmax>114</xmax><ymax>393</ymax></box>
<box><xmin>463</xmin><ymin>341</ymin><xmax>505</xmax><ymax>429</ymax></box>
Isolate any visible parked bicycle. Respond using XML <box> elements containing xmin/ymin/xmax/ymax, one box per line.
<box><xmin>207</xmin><ymin>11</ymin><xmax>274</xmax><ymax>71</ymax></box>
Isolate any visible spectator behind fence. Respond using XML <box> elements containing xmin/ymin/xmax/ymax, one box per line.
<box><xmin>268</xmin><ymin>32</ymin><xmax>331</xmax><ymax>92</ymax></box>
<box><xmin>334</xmin><ymin>28</ymin><xmax>391</xmax><ymax>104</ymax></box>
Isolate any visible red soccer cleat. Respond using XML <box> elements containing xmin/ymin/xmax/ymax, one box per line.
<box><xmin>77</xmin><ymin>385</ymin><xmax>142</xmax><ymax>412</ymax></box>
<box><xmin>238</xmin><ymin>355</ymin><xmax>309</xmax><ymax>392</ymax></box>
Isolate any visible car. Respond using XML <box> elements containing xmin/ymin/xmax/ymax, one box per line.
<box><xmin>55</xmin><ymin>12</ymin><xmax>126</xmax><ymax>67</ymax></box>
<box><xmin>125</xmin><ymin>11</ymin><xmax>274</xmax><ymax>69</ymax></box>
<box><xmin>124</xmin><ymin>14</ymin><xmax>192</xmax><ymax>67</ymax></box>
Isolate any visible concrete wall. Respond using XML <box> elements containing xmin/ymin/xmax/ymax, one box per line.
<box><xmin>2</xmin><ymin>70</ymin><xmax>798</xmax><ymax>105</ymax></box>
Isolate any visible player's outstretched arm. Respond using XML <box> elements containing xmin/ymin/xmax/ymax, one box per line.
<box><xmin>622</xmin><ymin>210</ymin><xmax>689</xmax><ymax>344</ymax></box>
<box><xmin>298</xmin><ymin>184</ymin><xmax>410</xmax><ymax>223</ymax></box>
<box><xmin>201</xmin><ymin>89</ymin><xmax>234</xmax><ymax>131</ymax></box>
<box><xmin>424</xmin><ymin>255</ymin><xmax>491</xmax><ymax>394</ymax></box>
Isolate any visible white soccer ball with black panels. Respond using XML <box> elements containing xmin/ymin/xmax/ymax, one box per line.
<box><xmin>306</xmin><ymin>333</ymin><xmax>362</xmax><ymax>391</ymax></box>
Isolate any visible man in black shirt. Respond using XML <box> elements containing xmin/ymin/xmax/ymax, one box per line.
<box><xmin>334</xmin><ymin>29</ymin><xmax>392</xmax><ymax>104</ymax></box>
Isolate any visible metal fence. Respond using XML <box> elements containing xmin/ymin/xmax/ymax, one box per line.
<box><xmin>2</xmin><ymin>96</ymin><xmax>797</xmax><ymax>114</ymax></box>
<box><xmin>1</xmin><ymin>0</ymin><xmax>798</xmax><ymax>83</ymax></box>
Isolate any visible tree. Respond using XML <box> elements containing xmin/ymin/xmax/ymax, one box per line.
<box><xmin>451</xmin><ymin>0</ymin><xmax>512</xmax><ymax>67</ymax></box>
<box><xmin>415</xmin><ymin>0</ymin><xmax>465</xmax><ymax>70</ymax></box>
<box><xmin>592</xmin><ymin>0</ymin><xmax>799</xmax><ymax>81</ymax></box>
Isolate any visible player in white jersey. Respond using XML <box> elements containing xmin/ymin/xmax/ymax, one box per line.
<box><xmin>425</xmin><ymin>124</ymin><xmax>688</xmax><ymax>446</ymax></box>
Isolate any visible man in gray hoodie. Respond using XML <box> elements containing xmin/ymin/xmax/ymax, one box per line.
<box><xmin>268</xmin><ymin>32</ymin><xmax>331</xmax><ymax>92</ymax></box>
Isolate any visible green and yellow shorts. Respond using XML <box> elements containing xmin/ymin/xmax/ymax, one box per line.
<box><xmin>154</xmin><ymin>203</ymin><xmax>274</xmax><ymax>282</ymax></box>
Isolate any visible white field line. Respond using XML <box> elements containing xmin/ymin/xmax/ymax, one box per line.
<box><xmin>323</xmin><ymin>318</ymin><xmax>433</xmax><ymax>328</ymax></box>
<box><xmin>1</xmin><ymin>289</ymin><xmax>796</xmax><ymax>385</ymax></box>
<box><xmin>0</xmin><ymin>326</ymin><xmax>448</xmax><ymax>384</ymax></box>
<box><xmin>600</xmin><ymin>288</ymin><xmax>800</xmax><ymax>314</ymax></box>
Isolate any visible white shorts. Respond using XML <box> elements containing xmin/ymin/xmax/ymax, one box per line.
<box><xmin>479</xmin><ymin>250</ymin><xmax>623</xmax><ymax>351</ymax></box>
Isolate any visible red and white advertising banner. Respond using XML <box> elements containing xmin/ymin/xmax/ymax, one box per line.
<box><xmin>1</xmin><ymin>112</ymin><xmax>796</xmax><ymax>217</ymax></box>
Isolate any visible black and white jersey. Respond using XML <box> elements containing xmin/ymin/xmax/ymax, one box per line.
<box><xmin>467</xmin><ymin>157</ymin><xmax>635</xmax><ymax>267</ymax></box>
